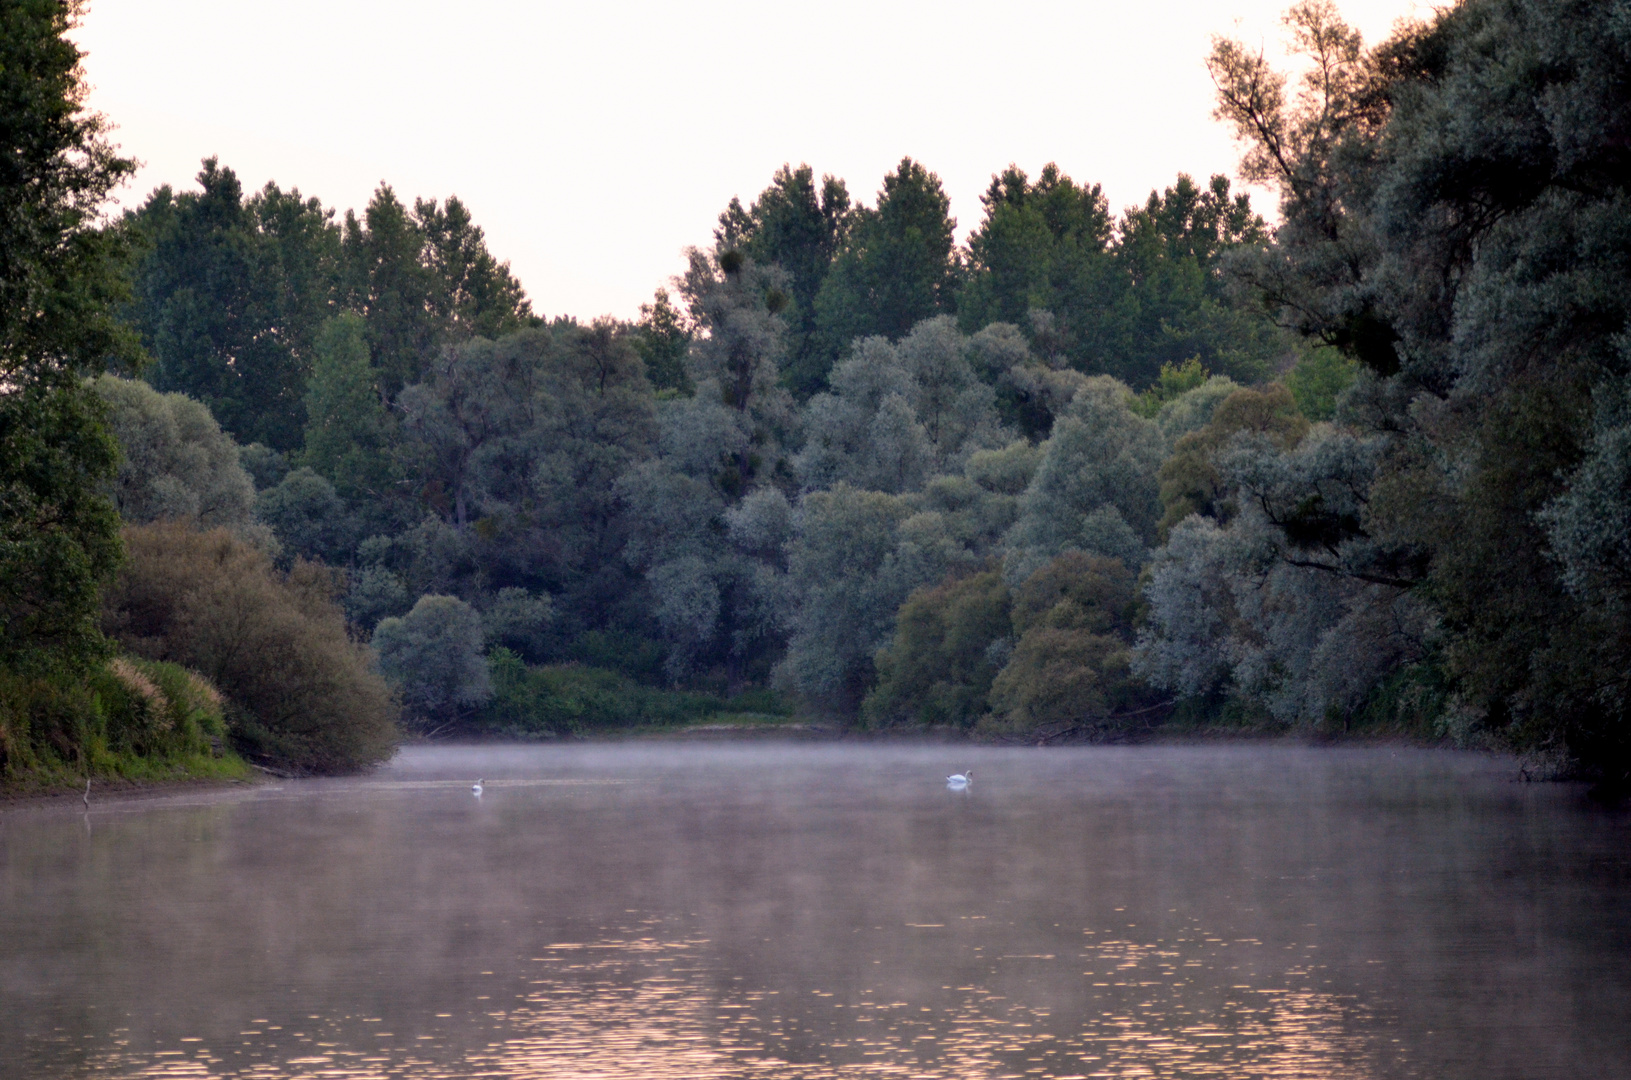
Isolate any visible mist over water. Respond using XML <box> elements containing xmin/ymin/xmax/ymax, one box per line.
<box><xmin>2</xmin><ymin>743</ymin><xmax>1628</xmax><ymax>1079</ymax></box>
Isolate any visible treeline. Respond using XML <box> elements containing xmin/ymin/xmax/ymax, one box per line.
<box><xmin>91</xmin><ymin>149</ymin><xmax>1307</xmax><ymax>745</ymax></box>
<box><xmin>4</xmin><ymin>0</ymin><xmax>1628</xmax><ymax>791</ymax></box>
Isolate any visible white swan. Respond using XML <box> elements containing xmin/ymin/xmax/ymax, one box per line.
<box><xmin>472</xmin><ymin>778</ymin><xmax>484</xmax><ymax>795</ymax></box>
<box><xmin>946</xmin><ymin>770</ymin><xmax>972</xmax><ymax>787</ymax></box>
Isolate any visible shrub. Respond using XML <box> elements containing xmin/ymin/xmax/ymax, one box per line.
<box><xmin>478</xmin><ymin>650</ymin><xmax>788</xmax><ymax>736</ymax></box>
<box><xmin>373</xmin><ymin>595</ymin><xmax>491</xmax><ymax>731</ymax></box>
<box><xmin>102</xmin><ymin>523</ymin><xmax>397</xmax><ymax>772</ymax></box>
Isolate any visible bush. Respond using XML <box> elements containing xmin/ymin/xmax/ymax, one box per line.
<box><xmin>373</xmin><ymin>594</ymin><xmax>491</xmax><ymax>731</ymax></box>
<box><xmin>479</xmin><ymin>650</ymin><xmax>789</xmax><ymax>736</ymax></box>
<box><xmin>102</xmin><ymin>523</ymin><xmax>397</xmax><ymax>772</ymax></box>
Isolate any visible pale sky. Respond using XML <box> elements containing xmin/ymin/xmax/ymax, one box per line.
<box><xmin>74</xmin><ymin>0</ymin><xmax>1424</xmax><ymax>322</ymax></box>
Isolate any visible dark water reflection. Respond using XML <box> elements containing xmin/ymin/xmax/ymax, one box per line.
<box><xmin>2</xmin><ymin>743</ymin><xmax>1628</xmax><ymax>1078</ymax></box>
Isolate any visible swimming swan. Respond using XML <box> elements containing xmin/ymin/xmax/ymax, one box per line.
<box><xmin>946</xmin><ymin>770</ymin><xmax>972</xmax><ymax>787</ymax></box>
<box><xmin>472</xmin><ymin>778</ymin><xmax>484</xmax><ymax>795</ymax></box>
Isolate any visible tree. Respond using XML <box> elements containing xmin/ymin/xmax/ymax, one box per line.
<box><xmin>988</xmin><ymin>553</ymin><xmax>1152</xmax><ymax>735</ymax></box>
<box><xmin>341</xmin><ymin>186</ymin><xmax>534</xmax><ymax>396</ymax></box>
<box><xmin>256</xmin><ymin>468</ymin><xmax>351</xmax><ymax>565</ymax></box>
<box><xmin>1206</xmin><ymin>0</ymin><xmax>1402</xmax><ymax>375</ymax></box>
<box><xmin>1104</xmin><ymin>174</ymin><xmax>1281</xmax><ymax>387</ymax></box>
<box><xmin>795</xmin><ymin>318</ymin><xmax>1008</xmax><ymax>494</ymax></box>
<box><xmin>630</xmin><ymin>288</ymin><xmax>692</xmax><ymax>394</ymax></box>
<box><xmin>957</xmin><ymin>164</ymin><xmax>1280</xmax><ymax>390</ymax></box>
<box><xmin>340</xmin><ymin>185</ymin><xmax>432</xmax><ymax>396</ymax></box>
<box><xmin>298</xmin><ymin>313</ymin><xmax>398</xmax><ymax>506</ymax></box>
<box><xmin>959</xmin><ymin>163</ymin><xmax>1113</xmax><ymax>333</ymax></box>
<box><xmin>1156</xmin><ymin>384</ymin><xmax>1308</xmax><ymax>538</ymax></box>
<box><xmin>780</xmin><ymin>485</ymin><xmax>922</xmax><ymax>709</ymax></box>
<box><xmin>719</xmin><ymin>164</ymin><xmax>852</xmax><ymax>398</ymax></box>
<box><xmin>374</xmin><ymin>594</ymin><xmax>491</xmax><ymax>730</ymax></box>
<box><xmin>0</xmin><ymin>0</ymin><xmax>137</xmax><ymax>676</ymax></box>
<box><xmin>863</xmin><ymin>567</ymin><xmax>1010</xmax><ymax>728</ymax></box>
<box><xmin>394</xmin><ymin>321</ymin><xmax>656</xmax><ymax>631</ymax></box>
<box><xmin>1205</xmin><ymin>0</ymin><xmax>1631</xmax><ymax>783</ymax></box>
<box><xmin>92</xmin><ymin>375</ymin><xmax>257</xmax><ymax>534</ymax></box>
<box><xmin>415</xmin><ymin>195</ymin><xmax>533</xmax><ymax>341</ymax></box>
<box><xmin>619</xmin><ymin>247</ymin><xmax>800</xmax><ymax>684</ymax></box>
<box><xmin>1005</xmin><ymin>376</ymin><xmax>1165</xmax><ymax>582</ymax></box>
<box><xmin>812</xmin><ymin>158</ymin><xmax>959</xmax><ymax>373</ymax></box>
<box><xmin>124</xmin><ymin>160</ymin><xmax>341</xmax><ymax>450</ymax></box>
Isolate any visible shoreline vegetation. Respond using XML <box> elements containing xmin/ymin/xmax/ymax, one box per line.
<box><xmin>5</xmin><ymin>0</ymin><xmax>1630</xmax><ymax>799</ymax></box>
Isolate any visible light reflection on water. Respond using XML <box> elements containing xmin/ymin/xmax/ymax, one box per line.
<box><xmin>3</xmin><ymin>743</ymin><xmax>1628</xmax><ymax>1079</ymax></box>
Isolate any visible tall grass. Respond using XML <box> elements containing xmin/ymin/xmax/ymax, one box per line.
<box><xmin>0</xmin><ymin>657</ymin><xmax>248</xmax><ymax>792</ymax></box>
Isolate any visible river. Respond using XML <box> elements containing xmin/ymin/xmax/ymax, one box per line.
<box><xmin>2</xmin><ymin>742</ymin><xmax>1627</xmax><ymax>1078</ymax></box>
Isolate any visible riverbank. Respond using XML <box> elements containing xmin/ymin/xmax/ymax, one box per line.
<box><xmin>0</xmin><ymin>762</ymin><xmax>259</xmax><ymax>810</ymax></box>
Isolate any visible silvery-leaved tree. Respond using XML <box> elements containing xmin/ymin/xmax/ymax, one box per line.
<box><xmin>1204</xmin><ymin>0</ymin><xmax>1631</xmax><ymax>782</ymax></box>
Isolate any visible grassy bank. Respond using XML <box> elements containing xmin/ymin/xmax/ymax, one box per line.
<box><xmin>0</xmin><ymin>658</ymin><xmax>252</xmax><ymax>797</ymax></box>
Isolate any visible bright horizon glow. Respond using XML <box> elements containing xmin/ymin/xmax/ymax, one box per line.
<box><xmin>73</xmin><ymin>0</ymin><xmax>1425</xmax><ymax>323</ymax></box>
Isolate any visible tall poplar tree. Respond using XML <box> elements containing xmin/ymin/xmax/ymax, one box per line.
<box><xmin>812</xmin><ymin>158</ymin><xmax>959</xmax><ymax>378</ymax></box>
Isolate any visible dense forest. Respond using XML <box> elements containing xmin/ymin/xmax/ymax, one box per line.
<box><xmin>2</xmin><ymin>0</ymin><xmax>1628</xmax><ymax>794</ymax></box>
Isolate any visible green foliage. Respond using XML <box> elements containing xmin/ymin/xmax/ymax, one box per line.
<box><xmin>102</xmin><ymin>522</ymin><xmax>396</xmax><ymax>772</ymax></box>
<box><xmin>795</xmin><ymin>317</ymin><xmax>1008</xmax><ymax>494</ymax></box>
<box><xmin>395</xmin><ymin>320</ymin><xmax>656</xmax><ymax>625</ymax></box>
<box><xmin>340</xmin><ymin>186</ymin><xmax>534</xmax><ymax>396</ymax></box>
<box><xmin>959</xmin><ymin>164</ymin><xmax>1112</xmax><ymax>333</ymax></box>
<box><xmin>987</xmin><ymin>553</ymin><xmax>1153</xmax><ymax>735</ymax></box>
<box><xmin>718</xmin><ymin>164</ymin><xmax>852</xmax><ymax>398</ymax></box>
<box><xmin>1285</xmin><ymin>348</ymin><xmax>1357</xmax><ymax>421</ymax></box>
<box><xmin>1156</xmin><ymin>384</ymin><xmax>1309</xmax><ymax>538</ymax></box>
<box><xmin>812</xmin><ymin>158</ymin><xmax>959</xmax><ymax>374</ymax></box>
<box><xmin>964</xmin><ymin>440</ymin><xmax>1044</xmax><ymax>497</ymax></box>
<box><xmin>630</xmin><ymin>288</ymin><xmax>692</xmax><ymax>393</ymax></box>
<box><xmin>298</xmin><ymin>313</ymin><xmax>397</xmax><ymax>502</ymax></box>
<box><xmin>92</xmin><ymin>374</ymin><xmax>257</xmax><ymax>533</ymax></box>
<box><xmin>1132</xmin><ymin>357</ymin><xmax>1208</xmax><ymax>418</ymax></box>
<box><xmin>0</xmin><ymin>383</ymin><xmax>124</xmax><ymax>676</ymax></box>
<box><xmin>1152</xmin><ymin>374</ymin><xmax>1242</xmax><ymax>442</ymax></box>
<box><xmin>0</xmin><ymin>8</ymin><xmax>132</xmax><ymax>681</ymax></box>
<box><xmin>959</xmin><ymin>166</ymin><xmax>1282</xmax><ymax>387</ymax></box>
<box><xmin>373</xmin><ymin>594</ymin><xmax>491</xmax><ymax>729</ymax></box>
<box><xmin>780</xmin><ymin>485</ymin><xmax>920</xmax><ymax>708</ymax></box>
<box><xmin>1005</xmin><ymin>376</ymin><xmax>1165</xmax><ymax>579</ymax></box>
<box><xmin>864</xmin><ymin>568</ymin><xmax>1010</xmax><ymax>728</ymax></box>
<box><xmin>1198</xmin><ymin>0</ymin><xmax>1631</xmax><ymax>783</ymax></box>
<box><xmin>479</xmin><ymin>649</ymin><xmax>791</xmax><ymax>736</ymax></box>
<box><xmin>256</xmin><ymin>467</ymin><xmax>350</xmax><ymax>565</ymax></box>
<box><xmin>238</xmin><ymin>442</ymin><xmax>287</xmax><ymax>490</ymax></box>
<box><xmin>0</xmin><ymin>657</ymin><xmax>245</xmax><ymax>789</ymax></box>
<box><xmin>0</xmin><ymin>2</ymin><xmax>134</xmax><ymax>680</ymax></box>
<box><xmin>124</xmin><ymin>168</ymin><xmax>534</xmax><ymax>450</ymax></box>
<box><xmin>123</xmin><ymin>160</ymin><xmax>340</xmax><ymax>451</ymax></box>
<box><xmin>0</xmin><ymin>1</ymin><xmax>140</xmax><ymax>380</ymax></box>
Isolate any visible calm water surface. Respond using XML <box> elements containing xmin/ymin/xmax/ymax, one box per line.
<box><xmin>2</xmin><ymin>743</ymin><xmax>1628</xmax><ymax>1079</ymax></box>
